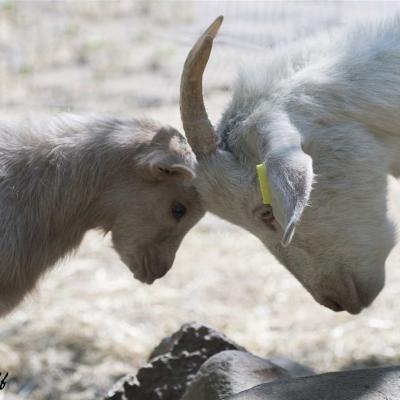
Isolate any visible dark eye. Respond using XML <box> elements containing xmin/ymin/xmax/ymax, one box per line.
<box><xmin>260</xmin><ymin>206</ymin><xmax>273</xmax><ymax>221</ymax></box>
<box><xmin>253</xmin><ymin>204</ymin><xmax>277</xmax><ymax>232</ymax></box>
<box><xmin>171</xmin><ymin>201</ymin><xmax>187</xmax><ymax>222</ymax></box>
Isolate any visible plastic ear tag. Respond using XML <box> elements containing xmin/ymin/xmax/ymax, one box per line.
<box><xmin>256</xmin><ymin>163</ymin><xmax>272</xmax><ymax>205</ymax></box>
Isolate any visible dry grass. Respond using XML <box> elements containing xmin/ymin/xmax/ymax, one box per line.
<box><xmin>1</xmin><ymin>2</ymin><xmax>400</xmax><ymax>399</ymax></box>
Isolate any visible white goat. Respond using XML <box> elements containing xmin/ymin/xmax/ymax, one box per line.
<box><xmin>0</xmin><ymin>114</ymin><xmax>205</xmax><ymax>315</ymax></box>
<box><xmin>179</xmin><ymin>17</ymin><xmax>400</xmax><ymax>314</ymax></box>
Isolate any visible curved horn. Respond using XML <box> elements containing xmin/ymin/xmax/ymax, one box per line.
<box><xmin>180</xmin><ymin>16</ymin><xmax>223</xmax><ymax>155</ymax></box>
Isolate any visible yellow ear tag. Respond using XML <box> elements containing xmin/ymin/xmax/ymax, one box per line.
<box><xmin>256</xmin><ymin>163</ymin><xmax>272</xmax><ymax>205</ymax></box>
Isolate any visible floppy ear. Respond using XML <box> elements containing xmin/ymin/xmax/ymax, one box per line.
<box><xmin>150</xmin><ymin>161</ymin><xmax>195</xmax><ymax>182</ymax></box>
<box><xmin>266</xmin><ymin>148</ymin><xmax>313</xmax><ymax>246</ymax></box>
<box><xmin>140</xmin><ymin>150</ymin><xmax>196</xmax><ymax>183</ymax></box>
<box><xmin>259</xmin><ymin>115</ymin><xmax>314</xmax><ymax>246</ymax></box>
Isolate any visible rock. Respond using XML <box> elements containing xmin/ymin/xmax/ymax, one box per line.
<box><xmin>105</xmin><ymin>322</ymin><xmax>245</xmax><ymax>400</ymax></box>
<box><xmin>181</xmin><ymin>350</ymin><xmax>292</xmax><ymax>400</ymax></box>
<box><xmin>148</xmin><ymin>322</ymin><xmax>246</xmax><ymax>361</ymax></box>
<box><xmin>232</xmin><ymin>365</ymin><xmax>400</xmax><ymax>400</ymax></box>
<box><xmin>268</xmin><ymin>356</ymin><xmax>315</xmax><ymax>378</ymax></box>
<box><xmin>106</xmin><ymin>323</ymin><xmax>400</xmax><ymax>400</ymax></box>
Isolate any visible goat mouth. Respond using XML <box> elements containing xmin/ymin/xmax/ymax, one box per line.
<box><xmin>132</xmin><ymin>254</ymin><xmax>170</xmax><ymax>285</ymax></box>
<box><xmin>320</xmin><ymin>298</ymin><xmax>362</xmax><ymax>314</ymax></box>
<box><xmin>319</xmin><ymin>295</ymin><xmax>362</xmax><ymax>314</ymax></box>
<box><xmin>342</xmin><ymin>272</ymin><xmax>364</xmax><ymax>314</ymax></box>
<box><xmin>132</xmin><ymin>269</ymin><xmax>155</xmax><ymax>285</ymax></box>
<box><xmin>321</xmin><ymin>297</ymin><xmax>345</xmax><ymax>312</ymax></box>
<box><xmin>318</xmin><ymin>274</ymin><xmax>364</xmax><ymax>315</ymax></box>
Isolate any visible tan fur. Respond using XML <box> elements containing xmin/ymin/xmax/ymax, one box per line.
<box><xmin>0</xmin><ymin>114</ymin><xmax>205</xmax><ymax>315</ymax></box>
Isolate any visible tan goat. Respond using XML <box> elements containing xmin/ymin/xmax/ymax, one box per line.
<box><xmin>0</xmin><ymin>114</ymin><xmax>205</xmax><ymax>315</ymax></box>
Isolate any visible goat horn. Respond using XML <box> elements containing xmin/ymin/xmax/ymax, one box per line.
<box><xmin>180</xmin><ymin>16</ymin><xmax>223</xmax><ymax>155</ymax></box>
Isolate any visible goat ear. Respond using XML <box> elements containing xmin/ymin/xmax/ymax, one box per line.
<box><xmin>266</xmin><ymin>148</ymin><xmax>313</xmax><ymax>246</ymax></box>
<box><xmin>151</xmin><ymin>162</ymin><xmax>195</xmax><ymax>182</ymax></box>
<box><xmin>139</xmin><ymin>149</ymin><xmax>196</xmax><ymax>183</ymax></box>
<box><xmin>258</xmin><ymin>113</ymin><xmax>314</xmax><ymax>246</ymax></box>
<box><xmin>137</xmin><ymin>125</ymin><xmax>197</xmax><ymax>183</ymax></box>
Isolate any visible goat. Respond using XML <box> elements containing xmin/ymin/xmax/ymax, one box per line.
<box><xmin>179</xmin><ymin>16</ymin><xmax>400</xmax><ymax>314</ymax></box>
<box><xmin>0</xmin><ymin>114</ymin><xmax>205</xmax><ymax>315</ymax></box>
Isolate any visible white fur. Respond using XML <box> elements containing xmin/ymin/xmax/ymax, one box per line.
<box><xmin>195</xmin><ymin>17</ymin><xmax>400</xmax><ymax>314</ymax></box>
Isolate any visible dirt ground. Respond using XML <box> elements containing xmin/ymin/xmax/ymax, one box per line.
<box><xmin>1</xmin><ymin>2</ymin><xmax>400</xmax><ymax>399</ymax></box>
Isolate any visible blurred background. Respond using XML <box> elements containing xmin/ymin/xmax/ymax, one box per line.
<box><xmin>1</xmin><ymin>1</ymin><xmax>400</xmax><ymax>399</ymax></box>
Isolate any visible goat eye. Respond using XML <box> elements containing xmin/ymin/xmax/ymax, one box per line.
<box><xmin>159</xmin><ymin>167</ymin><xmax>177</xmax><ymax>175</ymax></box>
<box><xmin>260</xmin><ymin>206</ymin><xmax>277</xmax><ymax>232</ymax></box>
<box><xmin>171</xmin><ymin>202</ymin><xmax>187</xmax><ymax>222</ymax></box>
<box><xmin>260</xmin><ymin>205</ymin><xmax>273</xmax><ymax>220</ymax></box>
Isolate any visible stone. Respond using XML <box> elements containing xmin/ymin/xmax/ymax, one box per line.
<box><xmin>268</xmin><ymin>356</ymin><xmax>315</xmax><ymax>378</ymax></box>
<box><xmin>181</xmin><ymin>350</ymin><xmax>292</xmax><ymax>400</ymax></box>
<box><xmin>106</xmin><ymin>323</ymin><xmax>400</xmax><ymax>400</ymax></box>
<box><xmin>232</xmin><ymin>365</ymin><xmax>400</xmax><ymax>400</ymax></box>
<box><xmin>148</xmin><ymin>322</ymin><xmax>246</xmax><ymax>361</ymax></box>
<box><xmin>105</xmin><ymin>322</ymin><xmax>245</xmax><ymax>400</ymax></box>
